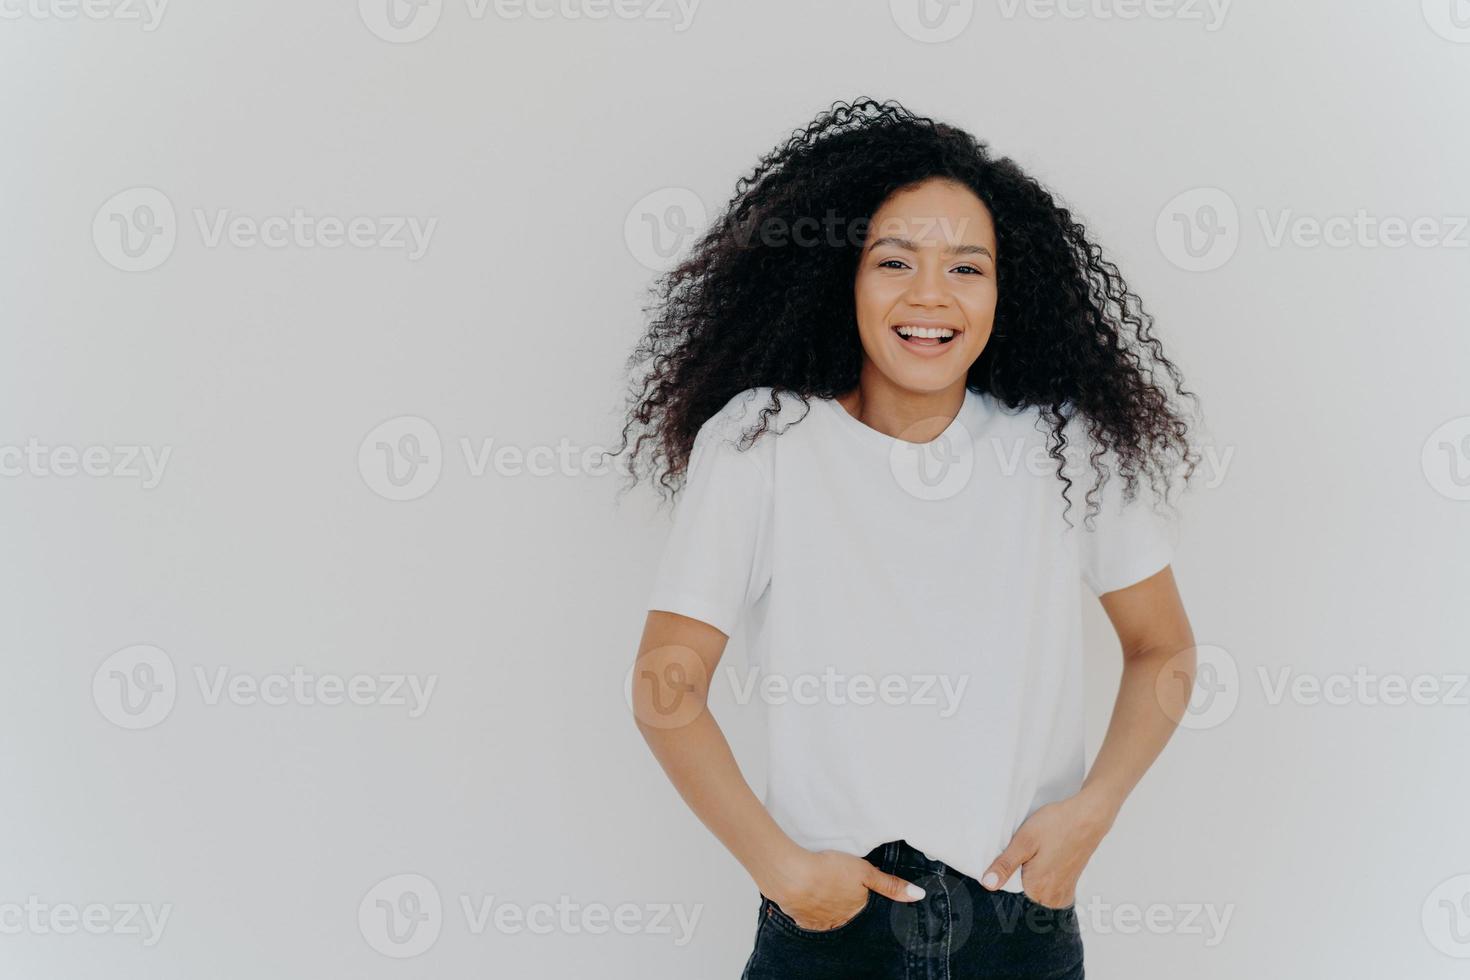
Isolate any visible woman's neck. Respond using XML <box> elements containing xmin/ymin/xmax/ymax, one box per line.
<box><xmin>834</xmin><ymin>372</ymin><xmax>969</xmax><ymax>443</ymax></box>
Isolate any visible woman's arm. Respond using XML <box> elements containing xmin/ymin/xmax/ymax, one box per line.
<box><xmin>632</xmin><ymin>609</ymin><xmax>924</xmax><ymax>930</ymax></box>
<box><xmin>980</xmin><ymin>565</ymin><xmax>1197</xmax><ymax>906</ymax></box>
<box><xmin>1082</xmin><ymin>564</ymin><xmax>1197</xmax><ymax>816</ymax></box>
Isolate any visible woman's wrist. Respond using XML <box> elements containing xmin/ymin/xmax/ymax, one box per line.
<box><xmin>1074</xmin><ymin>782</ymin><xmax>1125</xmax><ymax>832</ymax></box>
<box><xmin>744</xmin><ymin>835</ymin><xmax>813</xmax><ymax>900</ymax></box>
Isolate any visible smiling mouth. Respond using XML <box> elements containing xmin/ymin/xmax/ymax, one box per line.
<box><xmin>892</xmin><ymin>323</ymin><xmax>959</xmax><ymax>348</ymax></box>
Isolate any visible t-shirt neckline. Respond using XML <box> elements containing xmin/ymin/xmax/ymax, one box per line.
<box><xmin>819</xmin><ymin>387</ymin><xmax>978</xmax><ymax>450</ymax></box>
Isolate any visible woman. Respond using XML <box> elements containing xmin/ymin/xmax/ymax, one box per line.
<box><xmin>618</xmin><ymin>98</ymin><xmax>1200</xmax><ymax>979</ymax></box>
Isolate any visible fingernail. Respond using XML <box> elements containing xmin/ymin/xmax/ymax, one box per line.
<box><xmin>905</xmin><ymin>883</ymin><xmax>926</xmax><ymax>900</ymax></box>
<box><xmin>981</xmin><ymin>872</ymin><xmax>999</xmax><ymax>889</ymax></box>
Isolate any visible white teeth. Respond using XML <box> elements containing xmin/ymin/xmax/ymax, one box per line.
<box><xmin>895</xmin><ymin>325</ymin><xmax>956</xmax><ymax>340</ymax></box>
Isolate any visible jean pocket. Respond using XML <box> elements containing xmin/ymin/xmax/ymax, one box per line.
<box><xmin>761</xmin><ymin>890</ymin><xmax>878</xmax><ymax>940</ymax></box>
<box><xmin>1018</xmin><ymin>889</ymin><xmax>1076</xmax><ymax>915</ymax></box>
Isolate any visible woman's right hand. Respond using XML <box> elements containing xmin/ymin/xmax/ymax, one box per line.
<box><xmin>761</xmin><ymin>849</ymin><xmax>927</xmax><ymax>932</ymax></box>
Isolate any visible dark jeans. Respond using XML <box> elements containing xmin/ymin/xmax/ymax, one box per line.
<box><xmin>740</xmin><ymin>840</ymin><xmax>1083</xmax><ymax>980</ymax></box>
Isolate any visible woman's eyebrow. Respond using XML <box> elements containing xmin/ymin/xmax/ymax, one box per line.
<box><xmin>866</xmin><ymin>235</ymin><xmax>994</xmax><ymax>260</ymax></box>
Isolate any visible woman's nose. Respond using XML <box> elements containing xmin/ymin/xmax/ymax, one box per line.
<box><xmin>904</xmin><ymin>262</ymin><xmax>950</xmax><ymax>307</ymax></box>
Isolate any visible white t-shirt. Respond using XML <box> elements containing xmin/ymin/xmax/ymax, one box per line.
<box><xmin>645</xmin><ymin>385</ymin><xmax>1176</xmax><ymax>892</ymax></box>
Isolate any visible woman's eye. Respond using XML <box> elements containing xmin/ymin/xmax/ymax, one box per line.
<box><xmin>878</xmin><ymin>259</ymin><xmax>909</xmax><ymax>270</ymax></box>
<box><xmin>952</xmin><ymin>264</ymin><xmax>983</xmax><ymax>275</ymax></box>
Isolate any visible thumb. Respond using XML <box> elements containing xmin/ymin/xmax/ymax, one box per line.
<box><xmin>980</xmin><ymin>834</ymin><xmax>1036</xmax><ymax>891</ymax></box>
<box><xmin>862</xmin><ymin>867</ymin><xmax>928</xmax><ymax>903</ymax></box>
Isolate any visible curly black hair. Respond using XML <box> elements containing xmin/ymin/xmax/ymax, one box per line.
<box><xmin>612</xmin><ymin>97</ymin><xmax>1201</xmax><ymax>528</ymax></box>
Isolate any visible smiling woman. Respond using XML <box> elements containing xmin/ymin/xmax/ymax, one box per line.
<box><xmin>853</xmin><ymin>181</ymin><xmax>998</xmax><ymax>400</ymax></box>
<box><xmin>615</xmin><ymin>98</ymin><xmax>1199</xmax><ymax>521</ymax></box>
<box><xmin>615</xmin><ymin>97</ymin><xmax>1202</xmax><ymax>980</ymax></box>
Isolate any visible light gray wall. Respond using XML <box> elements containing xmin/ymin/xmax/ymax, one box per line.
<box><xmin>3</xmin><ymin>1</ymin><xmax>1467</xmax><ymax>977</ymax></box>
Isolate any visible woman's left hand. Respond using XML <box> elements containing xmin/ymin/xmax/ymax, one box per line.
<box><xmin>979</xmin><ymin>793</ymin><xmax>1116</xmax><ymax>909</ymax></box>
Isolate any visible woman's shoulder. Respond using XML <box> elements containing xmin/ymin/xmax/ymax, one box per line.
<box><xmin>984</xmin><ymin>393</ymin><xmax>1092</xmax><ymax>444</ymax></box>
<box><xmin>701</xmin><ymin>386</ymin><xmax>811</xmax><ymax>439</ymax></box>
<box><xmin>692</xmin><ymin>386</ymin><xmax>813</xmax><ymax>473</ymax></box>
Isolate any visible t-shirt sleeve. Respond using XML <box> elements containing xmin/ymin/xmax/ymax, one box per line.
<box><xmin>1077</xmin><ymin>463</ymin><xmax>1178</xmax><ymax>597</ymax></box>
<box><xmin>646</xmin><ymin>417</ymin><xmax>774</xmax><ymax>636</ymax></box>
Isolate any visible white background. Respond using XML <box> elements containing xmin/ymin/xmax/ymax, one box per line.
<box><xmin>3</xmin><ymin>1</ymin><xmax>1469</xmax><ymax>977</ymax></box>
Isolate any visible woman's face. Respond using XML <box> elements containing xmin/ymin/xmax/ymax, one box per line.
<box><xmin>852</xmin><ymin>178</ymin><xmax>998</xmax><ymax>394</ymax></box>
